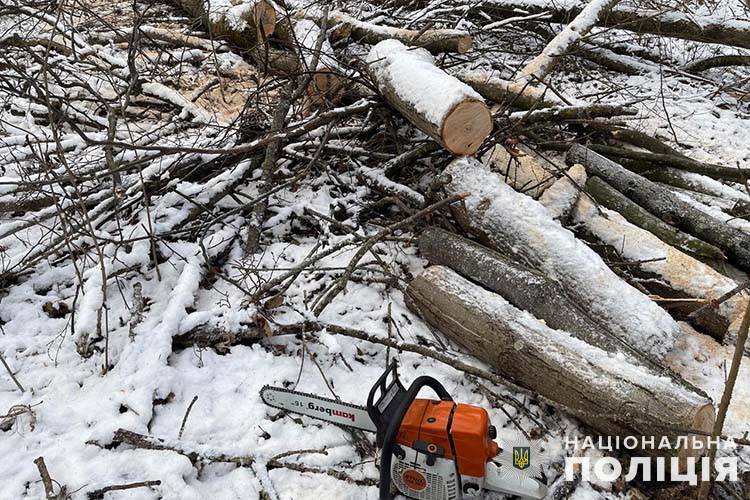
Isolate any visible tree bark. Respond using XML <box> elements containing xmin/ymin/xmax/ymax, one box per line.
<box><xmin>406</xmin><ymin>265</ymin><xmax>715</xmax><ymax>459</ymax></box>
<box><xmin>443</xmin><ymin>156</ymin><xmax>681</xmax><ymax>361</ymax></box>
<box><xmin>480</xmin><ymin>1</ymin><xmax>750</xmax><ymax>50</ymax></box>
<box><xmin>537</xmin><ymin>163</ymin><xmax>587</xmax><ymax>222</ymax></box>
<box><xmin>456</xmin><ymin>71</ymin><xmax>562</xmax><ymax>109</ymax></box>
<box><xmin>568</xmin><ymin>145</ymin><xmax>750</xmax><ymax>272</ymax></box>
<box><xmin>418</xmin><ymin>227</ymin><xmax>672</xmax><ymax>368</ymax></box>
<box><xmin>585</xmin><ymin>176</ymin><xmax>725</xmax><ymax>261</ymax></box>
<box><xmin>367</xmin><ymin>40</ymin><xmax>492</xmax><ymax>156</ymax></box>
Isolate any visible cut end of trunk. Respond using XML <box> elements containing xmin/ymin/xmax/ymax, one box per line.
<box><xmin>253</xmin><ymin>0</ymin><xmax>277</xmax><ymax>38</ymax></box>
<box><xmin>680</xmin><ymin>404</ymin><xmax>716</xmax><ymax>460</ymax></box>
<box><xmin>455</xmin><ymin>34</ymin><xmax>472</xmax><ymax>54</ymax></box>
<box><xmin>441</xmin><ymin>99</ymin><xmax>492</xmax><ymax>156</ymax></box>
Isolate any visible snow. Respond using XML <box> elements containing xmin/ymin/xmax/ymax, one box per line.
<box><xmin>444</xmin><ymin>157</ymin><xmax>681</xmax><ymax>360</ymax></box>
<box><xmin>538</xmin><ymin>163</ymin><xmax>587</xmax><ymax>219</ymax></box>
<box><xmin>366</xmin><ymin>39</ymin><xmax>484</xmax><ymax>126</ymax></box>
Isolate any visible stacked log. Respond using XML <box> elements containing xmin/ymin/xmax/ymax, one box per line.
<box><xmin>406</xmin><ymin>265</ymin><xmax>715</xmax><ymax>458</ymax></box>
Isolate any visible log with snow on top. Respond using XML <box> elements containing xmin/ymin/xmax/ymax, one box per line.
<box><xmin>517</xmin><ymin>0</ymin><xmax>622</xmax><ymax>83</ymax></box>
<box><xmin>366</xmin><ymin>40</ymin><xmax>492</xmax><ymax>156</ymax></box>
<box><xmin>180</xmin><ymin>0</ymin><xmax>277</xmax><ymax>42</ymax></box>
<box><xmin>406</xmin><ymin>265</ymin><xmax>715</xmax><ymax>458</ymax></box>
<box><xmin>508</xmin><ymin>104</ymin><xmax>638</xmax><ymax>124</ymax></box>
<box><xmin>443</xmin><ymin>156</ymin><xmax>680</xmax><ymax>362</ymax></box>
<box><xmin>570</xmin><ymin>191</ymin><xmax>749</xmax><ymax>341</ymax></box>
<box><xmin>568</xmin><ymin>144</ymin><xmax>750</xmax><ymax>272</ymax></box>
<box><xmin>419</xmin><ymin>227</ymin><xmax>671</xmax><ymax>369</ymax></box>
<box><xmin>306</xmin><ymin>10</ymin><xmax>472</xmax><ymax>54</ymax></box>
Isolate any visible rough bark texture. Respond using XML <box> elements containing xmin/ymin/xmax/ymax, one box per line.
<box><xmin>443</xmin><ymin>157</ymin><xmax>682</xmax><ymax>362</ymax></box>
<box><xmin>568</xmin><ymin>145</ymin><xmax>750</xmax><ymax>272</ymax></box>
<box><xmin>585</xmin><ymin>176</ymin><xmax>725</xmax><ymax>261</ymax></box>
<box><xmin>419</xmin><ymin>227</ymin><xmax>673</xmax><ymax>368</ymax></box>
<box><xmin>406</xmin><ymin>266</ymin><xmax>715</xmax><ymax>458</ymax></box>
<box><xmin>481</xmin><ymin>1</ymin><xmax>750</xmax><ymax>50</ymax></box>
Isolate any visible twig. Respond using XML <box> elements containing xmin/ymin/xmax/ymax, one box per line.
<box><xmin>34</xmin><ymin>457</ymin><xmax>64</xmax><ymax>499</ymax></box>
<box><xmin>87</xmin><ymin>480</ymin><xmax>161</xmax><ymax>500</ymax></box>
<box><xmin>698</xmin><ymin>301</ymin><xmax>750</xmax><ymax>498</ymax></box>
<box><xmin>178</xmin><ymin>395</ymin><xmax>198</xmax><ymax>439</ymax></box>
<box><xmin>0</xmin><ymin>351</ymin><xmax>25</xmax><ymax>392</ymax></box>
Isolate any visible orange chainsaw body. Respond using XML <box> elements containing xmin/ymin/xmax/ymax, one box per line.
<box><xmin>396</xmin><ymin>399</ymin><xmax>499</xmax><ymax>478</ymax></box>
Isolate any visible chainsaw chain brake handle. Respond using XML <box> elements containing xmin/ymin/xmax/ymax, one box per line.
<box><xmin>366</xmin><ymin>361</ymin><xmax>453</xmax><ymax>500</ymax></box>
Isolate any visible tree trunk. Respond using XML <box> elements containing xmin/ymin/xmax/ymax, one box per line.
<box><xmin>570</xmin><ymin>194</ymin><xmax>748</xmax><ymax>341</ymax></box>
<box><xmin>481</xmin><ymin>1</ymin><xmax>750</xmax><ymax>50</ymax></box>
<box><xmin>367</xmin><ymin>40</ymin><xmax>492</xmax><ymax>156</ymax></box>
<box><xmin>480</xmin><ymin>143</ymin><xmax>555</xmax><ymax>198</ymax></box>
<box><xmin>568</xmin><ymin>145</ymin><xmax>750</xmax><ymax>272</ymax></box>
<box><xmin>418</xmin><ymin>227</ymin><xmax>671</xmax><ymax>369</ymax></box>
<box><xmin>456</xmin><ymin>71</ymin><xmax>562</xmax><ymax>109</ymax></box>
<box><xmin>537</xmin><ymin>163</ymin><xmax>587</xmax><ymax>221</ymax></box>
<box><xmin>443</xmin><ymin>156</ymin><xmax>681</xmax><ymax>361</ymax></box>
<box><xmin>584</xmin><ymin>176</ymin><xmax>725</xmax><ymax>261</ymax></box>
<box><xmin>406</xmin><ymin>265</ymin><xmax>715</xmax><ymax>459</ymax></box>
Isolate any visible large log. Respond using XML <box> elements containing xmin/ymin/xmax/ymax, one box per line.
<box><xmin>568</xmin><ymin>145</ymin><xmax>750</xmax><ymax>272</ymax></box>
<box><xmin>443</xmin><ymin>157</ymin><xmax>680</xmax><ymax>361</ymax></box>
<box><xmin>406</xmin><ymin>265</ymin><xmax>715</xmax><ymax>458</ymax></box>
<box><xmin>480</xmin><ymin>1</ymin><xmax>750</xmax><ymax>50</ymax></box>
<box><xmin>419</xmin><ymin>227</ymin><xmax>668</xmax><ymax>368</ymax></box>
<box><xmin>571</xmin><ymin>193</ymin><xmax>748</xmax><ymax>341</ymax></box>
<box><xmin>367</xmin><ymin>40</ymin><xmax>492</xmax><ymax>156</ymax></box>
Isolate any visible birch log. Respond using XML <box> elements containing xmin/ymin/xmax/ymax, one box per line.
<box><xmin>568</xmin><ymin>144</ymin><xmax>750</xmax><ymax>271</ymax></box>
<box><xmin>443</xmin><ymin>157</ymin><xmax>681</xmax><ymax>361</ymax></box>
<box><xmin>406</xmin><ymin>266</ymin><xmax>715</xmax><ymax>458</ymax></box>
<box><xmin>571</xmin><ymin>194</ymin><xmax>748</xmax><ymax>340</ymax></box>
<box><xmin>367</xmin><ymin>40</ymin><xmax>492</xmax><ymax>156</ymax></box>
<box><xmin>517</xmin><ymin>0</ymin><xmax>622</xmax><ymax>83</ymax></box>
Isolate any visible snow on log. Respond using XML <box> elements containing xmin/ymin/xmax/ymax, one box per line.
<box><xmin>312</xmin><ymin>11</ymin><xmax>471</xmax><ymax>54</ymax></box>
<box><xmin>482</xmin><ymin>1</ymin><xmax>750</xmax><ymax>50</ymax></box>
<box><xmin>443</xmin><ymin>156</ymin><xmax>680</xmax><ymax>360</ymax></box>
<box><xmin>180</xmin><ymin>0</ymin><xmax>277</xmax><ymax>41</ymax></box>
<box><xmin>568</xmin><ymin>144</ymin><xmax>750</xmax><ymax>272</ymax></box>
<box><xmin>584</xmin><ymin>176</ymin><xmax>725</xmax><ymax>261</ymax></box>
<box><xmin>419</xmin><ymin>227</ymin><xmax>669</xmax><ymax>368</ymax></box>
<box><xmin>508</xmin><ymin>104</ymin><xmax>638</xmax><ymax>124</ymax></box>
<box><xmin>406</xmin><ymin>265</ymin><xmax>715</xmax><ymax>457</ymax></box>
<box><xmin>480</xmin><ymin>143</ymin><xmax>554</xmax><ymax>197</ymax></box>
<box><xmin>366</xmin><ymin>40</ymin><xmax>492</xmax><ymax>156</ymax></box>
<box><xmin>517</xmin><ymin>0</ymin><xmax>622</xmax><ymax>83</ymax></box>
<box><xmin>571</xmin><ymin>193</ymin><xmax>748</xmax><ymax>340</ymax></box>
<box><xmin>537</xmin><ymin>163</ymin><xmax>586</xmax><ymax>221</ymax></box>
<box><xmin>456</xmin><ymin>71</ymin><xmax>562</xmax><ymax>109</ymax></box>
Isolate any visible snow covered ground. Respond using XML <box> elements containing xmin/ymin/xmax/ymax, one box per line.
<box><xmin>1</xmin><ymin>0</ymin><xmax>749</xmax><ymax>499</ymax></box>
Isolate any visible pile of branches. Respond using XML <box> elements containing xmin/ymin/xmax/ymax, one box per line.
<box><xmin>1</xmin><ymin>0</ymin><xmax>750</xmax><ymax>498</ymax></box>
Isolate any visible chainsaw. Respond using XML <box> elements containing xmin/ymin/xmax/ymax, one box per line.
<box><xmin>260</xmin><ymin>361</ymin><xmax>548</xmax><ymax>499</ymax></box>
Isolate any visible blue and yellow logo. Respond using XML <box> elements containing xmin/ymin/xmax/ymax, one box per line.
<box><xmin>513</xmin><ymin>446</ymin><xmax>531</xmax><ymax>470</ymax></box>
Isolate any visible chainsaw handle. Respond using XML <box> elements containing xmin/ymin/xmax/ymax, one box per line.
<box><xmin>379</xmin><ymin>376</ymin><xmax>452</xmax><ymax>500</ymax></box>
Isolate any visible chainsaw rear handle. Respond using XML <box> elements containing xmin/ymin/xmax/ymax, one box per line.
<box><xmin>376</xmin><ymin>372</ymin><xmax>453</xmax><ymax>500</ymax></box>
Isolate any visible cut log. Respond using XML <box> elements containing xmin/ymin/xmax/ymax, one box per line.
<box><xmin>480</xmin><ymin>1</ymin><xmax>750</xmax><ymax>50</ymax></box>
<box><xmin>456</xmin><ymin>71</ymin><xmax>562</xmax><ymax>109</ymax></box>
<box><xmin>418</xmin><ymin>227</ymin><xmax>669</xmax><ymax>368</ymax></box>
<box><xmin>509</xmin><ymin>104</ymin><xmax>638</xmax><ymax>124</ymax></box>
<box><xmin>309</xmin><ymin>11</ymin><xmax>471</xmax><ymax>54</ymax></box>
<box><xmin>584</xmin><ymin>176</ymin><xmax>725</xmax><ymax>261</ymax></box>
<box><xmin>568</xmin><ymin>145</ymin><xmax>750</xmax><ymax>272</ymax></box>
<box><xmin>406</xmin><ymin>265</ymin><xmax>714</xmax><ymax>458</ymax></box>
<box><xmin>366</xmin><ymin>40</ymin><xmax>492</xmax><ymax>156</ymax></box>
<box><xmin>537</xmin><ymin>163</ymin><xmax>587</xmax><ymax>221</ymax></box>
<box><xmin>481</xmin><ymin>143</ymin><xmax>554</xmax><ymax>197</ymax></box>
<box><xmin>179</xmin><ymin>0</ymin><xmax>276</xmax><ymax>42</ymax></box>
<box><xmin>443</xmin><ymin>157</ymin><xmax>681</xmax><ymax>361</ymax></box>
<box><xmin>571</xmin><ymin>193</ymin><xmax>748</xmax><ymax>340</ymax></box>
<box><xmin>291</xmin><ymin>19</ymin><xmax>345</xmax><ymax>107</ymax></box>
<box><xmin>517</xmin><ymin>0</ymin><xmax>622</xmax><ymax>83</ymax></box>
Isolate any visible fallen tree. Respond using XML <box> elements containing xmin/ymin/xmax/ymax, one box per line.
<box><xmin>568</xmin><ymin>145</ymin><xmax>750</xmax><ymax>272</ymax></box>
<box><xmin>367</xmin><ymin>40</ymin><xmax>492</xmax><ymax>155</ymax></box>
<box><xmin>406</xmin><ymin>265</ymin><xmax>715</xmax><ymax>457</ymax></box>
<box><xmin>479</xmin><ymin>1</ymin><xmax>750</xmax><ymax>50</ymax></box>
<box><xmin>443</xmin><ymin>156</ymin><xmax>681</xmax><ymax>361</ymax></box>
